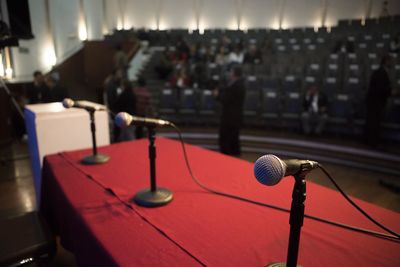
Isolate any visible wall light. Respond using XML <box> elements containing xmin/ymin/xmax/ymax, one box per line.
<box><xmin>78</xmin><ymin>23</ymin><xmax>88</xmax><ymax>41</ymax></box>
<box><xmin>117</xmin><ymin>20</ymin><xmax>123</xmax><ymax>30</ymax></box>
<box><xmin>42</xmin><ymin>47</ymin><xmax>57</xmax><ymax>69</ymax></box>
<box><xmin>0</xmin><ymin>54</ymin><xmax>4</xmax><ymax>77</ymax></box>
<box><xmin>5</xmin><ymin>67</ymin><xmax>12</xmax><ymax>79</ymax></box>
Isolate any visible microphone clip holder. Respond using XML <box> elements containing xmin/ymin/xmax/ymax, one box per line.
<box><xmin>133</xmin><ymin>126</ymin><xmax>173</xmax><ymax>207</ymax></box>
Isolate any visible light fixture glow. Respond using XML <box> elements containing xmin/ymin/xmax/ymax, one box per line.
<box><xmin>78</xmin><ymin>23</ymin><xmax>87</xmax><ymax>40</ymax></box>
<box><xmin>116</xmin><ymin>20</ymin><xmax>123</xmax><ymax>30</ymax></box>
<box><xmin>0</xmin><ymin>54</ymin><xmax>4</xmax><ymax>77</ymax></box>
<box><xmin>42</xmin><ymin>48</ymin><xmax>57</xmax><ymax>69</ymax></box>
<box><xmin>5</xmin><ymin>67</ymin><xmax>12</xmax><ymax>79</ymax></box>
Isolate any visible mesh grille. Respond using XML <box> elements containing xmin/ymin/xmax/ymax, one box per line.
<box><xmin>254</xmin><ymin>155</ymin><xmax>286</xmax><ymax>186</ymax></box>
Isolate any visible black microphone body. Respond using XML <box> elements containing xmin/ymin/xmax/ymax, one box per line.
<box><xmin>284</xmin><ymin>159</ymin><xmax>319</xmax><ymax>177</ymax></box>
<box><xmin>115</xmin><ymin>112</ymin><xmax>171</xmax><ymax>128</ymax></box>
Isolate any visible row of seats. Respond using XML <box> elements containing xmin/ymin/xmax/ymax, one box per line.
<box><xmin>134</xmin><ymin>15</ymin><xmax>400</xmax><ymax>45</ymax></box>
<box><xmin>156</xmin><ymin>87</ymin><xmax>400</xmax><ymax>131</ymax></box>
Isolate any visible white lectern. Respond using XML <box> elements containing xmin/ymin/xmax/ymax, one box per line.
<box><xmin>25</xmin><ymin>102</ymin><xmax>110</xmax><ymax>207</ymax></box>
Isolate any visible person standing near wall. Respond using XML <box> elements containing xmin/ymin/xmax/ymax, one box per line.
<box><xmin>364</xmin><ymin>55</ymin><xmax>392</xmax><ymax>148</ymax></box>
<box><xmin>42</xmin><ymin>74</ymin><xmax>69</xmax><ymax>103</ymax></box>
<box><xmin>27</xmin><ymin>71</ymin><xmax>47</xmax><ymax>104</ymax></box>
<box><xmin>113</xmin><ymin>80</ymin><xmax>137</xmax><ymax>141</ymax></box>
<box><xmin>133</xmin><ymin>77</ymin><xmax>153</xmax><ymax>139</ymax></box>
<box><xmin>215</xmin><ymin>66</ymin><xmax>246</xmax><ymax>156</ymax></box>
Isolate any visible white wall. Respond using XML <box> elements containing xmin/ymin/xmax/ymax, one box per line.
<box><xmin>83</xmin><ymin>0</ymin><xmax>105</xmax><ymax>39</ymax></box>
<box><xmin>7</xmin><ymin>0</ymin><xmax>400</xmax><ymax>82</ymax></box>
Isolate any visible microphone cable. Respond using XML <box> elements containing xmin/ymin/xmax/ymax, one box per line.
<box><xmin>169</xmin><ymin>123</ymin><xmax>400</xmax><ymax>242</ymax></box>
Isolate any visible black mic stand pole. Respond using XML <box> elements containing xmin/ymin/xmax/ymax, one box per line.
<box><xmin>133</xmin><ymin>126</ymin><xmax>173</xmax><ymax>207</ymax></box>
<box><xmin>267</xmin><ymin>164</ymin><xmax>311</xmax><ymax>267</ymax></box>
<box><xmin>81</xmin><ymin>110</ymin><xmax>110</xmax><ymax>165</ymax></box>
<box><xmin>0</xmin><ymin>76</ymin><xmax>24</xmax><ymax>119</ymax></box>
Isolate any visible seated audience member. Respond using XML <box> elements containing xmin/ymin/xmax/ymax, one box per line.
<box><xmin>27</xmin><ymin>71</ymin><xmax>47</xmax><ymax>104</ymax></box>
<box><xmin>104</xmin><ymin>69</ymin><xmax>122</xmax><ymax>109</ymax></box>
<box><xmin>228</xmin><ymin>44</ymin><xmax>244</xmax><ymax>65</ymax></box>
<box><xmin>155</xmin><ymin>50</ymin><xmax>174</xmax><ymax>80</ymax></box>
<box><xmin>191</xmin><ymin>62</ymin><xmax>207</xmax><ymax>88</ymax></box>
<box><xmin>134</xmin><ymin>77</ymin><xmax>153</xmax><ymax>139</ymax></box>
<box><xmin>176</xmin><ymin>36</ymin><xmax>190</xmax><ymax>62</ymax></box>
<box><xmin>244</xmin><ymin>44</ymin><xmax>263</xmax><ymax>64</ymax></box>
<box><xmin>215</xmin><ymin>46</ymin><xmax>228</xmax><ymax>66</ymax></box>
<box><xmin>332</xmin><ymin>39</ymin><xmax>355</xmax><ymax>54</ymax></box>
<box><xmin>301</xmin><ymin>85</ymin><xmax>328</xmax><ymax>135</ymax></box>
<box><xmin>113</xmin><ymin>80</ymin><xmax>137</xmax><ymax>142</ymax></box>
<box><xmin>42</xmin><ymin>74</ymin><xmax>68</xmax><ymax>103</ymax></box>
<box><xmin>390</xmin><ymin>33</ymin><xmax>400</xmax><ymax>53</ymax></box>
<box><xmin>170</xmin><ymin>68</ymin><xmax>191</xmax><ymax>89</ymax></box>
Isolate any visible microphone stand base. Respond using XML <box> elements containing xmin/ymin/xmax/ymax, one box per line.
<box><xmin>133</xmin><ymin>188</ymin><xmax>173</xmax><ymax>208</ymax></box>
<box><xmin>266</xmin><ymin>263</ymin><xmax>302</xmax><ymax>267</ymax></box>
<box><xmin>81</xmin><ymin>154</ymin><xmax>110</xmax><ymax>165</ymax></box>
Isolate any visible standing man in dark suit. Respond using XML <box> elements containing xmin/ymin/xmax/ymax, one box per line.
<box><xmin>364</xmin><ymin>55</ymin><xmax>392</xmax><ymax>147</ymax></box>
<box><xmin>215</xmin><ymin>66</ymin><xmax>246</xmax><ymax>156</ymax></box>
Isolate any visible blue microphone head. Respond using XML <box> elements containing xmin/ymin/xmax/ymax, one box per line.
<box><xmin>254</xmin><ymin>154</ymin><xmax>287</xmax><ymax>186</ymax></box>
<box><xmin>115</xmin><ymin>112</ymin><xmax>132</xmax><ymax>128</ymax></box>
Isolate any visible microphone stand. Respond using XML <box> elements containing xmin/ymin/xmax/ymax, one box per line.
<box><xmin>81</xmin><ymin>109</ymin><xmax>110</xmax><ymax>165</ymax></box>
<box><xmin>133</xmin><ymin>126</ymin><xmax>173</xmax><ymax>207</ymax></box>
<box><xmin>0</xmin><ymin>76</ymin><xmax>24</xmax><ymax>119</ymax></box>
<box><xmin>267</xmin><ymin>163</ymin><xmax>312</xmax><ymax>267</ymax></box>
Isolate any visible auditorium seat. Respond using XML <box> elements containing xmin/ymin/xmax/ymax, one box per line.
<box><xmin>158</xmin><ymin>87</ymin><xmax>179</xmax><ymax>121</ymax></box>
<box><xmin>282</xmin><ymin>75</ymin><xmax>301</xmax><ymax>92</ymax></box>
<box><xmin>322</xmin><ymin>77</ymin><xmax>339</xmax><ymax>99</ymax></box>
<box><xmin>243</xmin><ymin>88</ymin><xmax>261</xmax><ymax>126</ymax></box>
<box><xmin>246</xmin><ymin>76</ymin><xmax>260</xmax><ymax>91</ymax></box>
<box><xmin>302</xmin><ymin>76</ymin><xmax>319</xmax><ymax>91</ymax></box>
<box><xmin>328</xmin><ymin>93</ymin><xmax>354</xmax><ymax>133</ymax></box>
<box><xmin>198</xmin><ymin>89</ymin><xmax>218</xmax><ymax>125</ymax></box>
<box><xmin>384</xmin><ymin>97</ymin><xmax>400</xmax><ymax>125</ymax></box>
<box><xmin>281</xmin><ymin>91</ymin><xmax>302</xmax><ymax>129</ymax></box>
<box><xmin>260</xmin><ymin>87</ymin><xmax>281</xmax><ymax>125</ymax></box>
<box><xmin>179</xmin><ymin>88</ymin><xmax>198</xmax><ymax>114</ymax></box>
<box><xmin>344</xmin><ymin>63</ymin><xmax>363</xmax><ymax>80</ymax></box>
<box><xmin>342</xmin><ymin>77</ymin><xmax>365</xmax><ymax>99</ymax></box>
<box><xmin>306</xmin><ymin>63</ymin><xmax>323</xmax><ymax>77</ymax></box>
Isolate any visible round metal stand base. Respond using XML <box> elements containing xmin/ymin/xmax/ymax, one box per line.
<box><xmin>133</xmin><ymin>188</ymin><xmax>173</xmax><ymax>207</ymax></box>
<box><xmin>81</xmin><ymin>154</ymin><xmax>110</xmax><ymax>165</ymax></box>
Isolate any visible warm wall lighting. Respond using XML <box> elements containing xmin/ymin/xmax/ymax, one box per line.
<box><xmin>272</xmin><ymin>20</ymin><xmax>280</xmax><ymax>30</ymax></box>
<box><xmin>42</xmin><ymin>47</ymin><xmax>57</xmax><ymax>69</ymax></box>
<box><xmin>0</xmin><ymin>54</ymin><xmax>4</xmax><ymax>77</ymax></box>
<box><xmin>5</xmin><ymin>67</ymin><xmax>13</xmax><ymax>79</ymax></box>
<box><xmin>116</xmin><ymin>20</ymin><xmax>123</xmax><ymax>30</ymax></box>
<box><xmin>78</xmin><ymin>23</ymin><xmax>88</xmax><ymax>40</ymax></box>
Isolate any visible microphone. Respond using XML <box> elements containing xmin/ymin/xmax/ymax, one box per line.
<box><xmin>115</xmin><ymin>112</ymin><xmax>172</xmax><ymax>128</ymax></box>
<box><xmin>62</xmin><ymin>98</ymin><xmax>104</xmax><ymax>112</ymax></box>
<box><xmin>254</xmin><ymin>154</ymin><xmax>319</xmax><ymax>186</ymax></box>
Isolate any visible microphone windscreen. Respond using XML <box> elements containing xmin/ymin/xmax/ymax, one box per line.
<box><xmin>254</xmin><ymin>154</ymin><xmax>286</xmax><ymax>186</ymax></box>
<box><xmin>62</xmin><ymin>98</ymin><xmax>74</xmax><ymax>108</ymax></box>
<box><xmin>115</xmin><ymin>112</ymin><xmax>131</xmax><ymax>128</ymax></box>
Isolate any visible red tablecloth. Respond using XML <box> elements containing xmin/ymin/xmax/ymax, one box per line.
<box><xmin>41</xmin><ymin>138</ymin><xmax>400</xmax><ymax>267</ymax></box>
